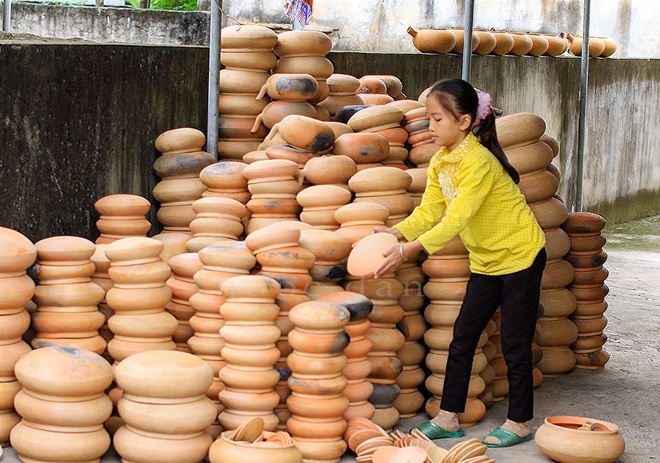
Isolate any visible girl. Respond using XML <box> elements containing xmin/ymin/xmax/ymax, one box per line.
<box><xmin>372</xmin><ymin>79</ymin><xmax>546</xmax><ymax>448</ymax></box>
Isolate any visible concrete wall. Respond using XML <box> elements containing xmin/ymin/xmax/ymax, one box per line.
<box><xmin>0</xmin><ymin>41</ymin><xmax>209</xmax><ymax>243</ymax></box>
<box><xmin>0</xmin><ymin>42</ymin><xmax>657</xmax><ymax>243</ymax></box>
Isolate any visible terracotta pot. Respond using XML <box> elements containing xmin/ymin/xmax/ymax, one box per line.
<box><xmin>217</xmin><ymin>139</ymin><xmax>263</xmax><ymax>161</ymax></box>
<box><xmin>451</xmin><ymin>29</ymin><xmax>480</xmax><ymax>54</ymax></box>
<box><xmin>287</xmin><ymin>393</ymin><xmax>349</xmax><ymax>419</ymax></box>
<box><xmin>219</xmin><ymin>365</ymin><xmax>280</xmax><ymax>390</ymax></box>
<box><xmin>0</xmin><ymin>274</ymin><xmax>35</xmax><ymax>311</ymax></box>
<box><xmin>568</xmin><ymin>34</ymin><xmax>606</xmax><ymax>57</ymax></box>
<box><xmin>113</xmin><ymin>425</ymin><xmax>213</xmax><ymax>463</ymax></box>
<box><xmin>535</xmin><ymin>415</ymin><xmax>625</xmax><ymax>463</ymax></box>
<box><xmin>209</xmin><ymin>430</ymin><xmax>303</xmax><ymax>463</ymax></box>
<box><xmin>537</xmin><ymin>346</ymin><xmax>576</xmax><ymax>375</ymax></box>
<box><xmin>349</xmin><ymin>166</ymin><xmax>412</xmax><ymax>193</ymax></box>
<box><xmin>318</xmin><ymin>95</ymin><xmax>365</xmax><ymax>116</ymax></box>
<box><xmin>104</xmin><ymin>237</ymin><xmax>163</xmax><ymax>264</ymax></box>
<box><xmin>199</xmin><ymin>161</ymin><xmax>248</xmax><ymax>191</ymax></box>
<box><xmin>298</xmin><ymin>155</ymin><xmax>357</xmax><ymax>186</ymax></box>
<box><xmin>544</xmin><ymin>33</ymin><xmax>569</xmax><ymax>56</ymax></box>
<box><xmin>359</xmin><ymin>93</ymin><xmax>394</xmax><ymax>105</ymax></box>
<box><xmin>490</xmin><ymin>29</ymin><xmax>515</xmax><ymax>55</ymax></box>
<box><xmin>219</xmin><ymin>115</ymin><xmax>269</xmax><ymax>139</ymax></box>
<box><xmin>545</xmin><ymin>227</ymin><xmax>572</xmax><ymax>261</ymax></box>
<box><xmin>106</xmin><ymin>285</ymin><xmax>172</xmax><ymax>313</ymax></box>
<box><xmin>508</xmin><ymin>31</ymin><xmax>534</xmax><ymax>55</ymax></box>
<box><xmin>257</xmin><ymin>73</ymin><xmax>318</xmax><ymax>101</ymax></box>
<box><xmin>530</xmin><ymin>197</ymin><xmax>569</xmax><ymax>230</ymax></box>
<box><xmin>0</xmin><ymin>341</ymin><xmax>32</xmax><ymax>381</ymax></box>
<box><xmin>362</xmin><ymin>75</ymin><xmax>403</xmax><ymax>99</ymax></box>
<box><xmin>0</xmin><ymin>380</ymin><xmax>21</xmax><ymax>410</ymax></box>
<box><xmin>118</xmin><ymin>395</ymin><xmax>216</xmax><ymax>434</ymax></box>
<box><xmin>154</xmin><ymin>128</ymin><xmax>206</xmax><ymax>155</ymax></box>
<box><xmin>252</xmin><ymin>101</ymin><xmax>317</xmax><ymax>132</ymax></box>
<box><xmin>274</xmin><ymin>115</ymin><xmax>335</xmax><ymax>152</ymax></box>
<box><xmin>221</xmin><ymin>24</ymin><xmax>278</xmax><ymax>50</ymax></box>
<box><xmin>542</xmin><ymin>258</ymin><xmax>575</xmax><ymax>289</ymax></box>
<box><xmin>14</xmin><ymin>389</ymin><xmax>112</xmax><ymax>428</ymax></box>
<box><xmin>333</xmin><ymin>132</ymin><xmax>390</xmax><ymax>164</ymax></box>
<box><xmin>541</xmin><ymin>288</ymin><xmax>578</xmax><ymax>317</ymax></box>
<box><xmin>536</xmin><ymin>317</ymin><xmax>579</xmax><ymax>346</ymax></box>
<box><xmin>152</xmin><ymin>151</ymin><xmax>215</xmax><ymax>179</ymax></box>
<box><xmin>575</xmin><ymin>349</ymin><xmax>610</xmax><ymax>369</ymax></box>
<box><xmin>219</xmin><ymin>69</ymin><xmax>269</xmax><ymax>94</ymax></box>
<box><xmin>326</xmin><ymin>73</ymin><xmax>361</xmax><ymax>94</ymax></box>
<box><xmin>115</xmin><ymin>350</ymin><xmax>214</xmax><ymax>399</ymax></box>
<box><xmin>14</xmin><ymin>346</ymin><xmax>112</xmax><ymax>399</ymax></box>
<box><xmin>496</xmin><ymin>112</ymin><xmax>547</xmax><ymax>149</ymax></box>
<box><xmin>347</xmin><ymin>105</ymin><xmax>404</xmax><ymax>132</ymax></box>
<box><xmin>600</xmin><ymin>37</ymin><xmax>617</xmax><ymax>57</ymax></box>
<box><xmin>218</xmin><ymin>93</ymin><xmax>269</xmax><ymax>117</ymax></box>
<box><xmin>274</xmin><ymin>30</ymin><xmax>332</xmax><ymax>57</ymax></box>
<box><xmin>526</xmin><ymin>33</ymin><xmax>550</xmax><ymax>56</ymax></box>
<box><xmin>474</xmin><ymin>30</ymin><xmax>497</xmax><ymax>55</ymax></box>
<box><xmin>562</xmin><ymin>212</ymin><xmax>606</xmax><ymax>234</ymax></box>
<box><xmin>275</xmin><ymin>56</ymin><xmax>334</xmax><ymax>79</ymax></box>
<box><xmin>0</xmin><ymin>227</ymin><xmax>37</xmax><ymax>274</ymax></box>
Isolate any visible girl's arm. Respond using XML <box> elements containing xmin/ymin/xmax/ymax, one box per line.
<box><xmin>417</xmin><ymin>155</ymin><xmax>494</xmax><ymax>254</ymax></box>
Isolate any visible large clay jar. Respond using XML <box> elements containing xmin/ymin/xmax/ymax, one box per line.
<box><xmin>335</xmin><ymin>202</ymin><xmax>390</xmax><ymax>245</ymax></box>
<box><xmin>407</xmin><ymin>27</ymin><xmax>456</xmax><ymax>54</ymax></box>
<box><xmin>11</xmin><ymin>346</ymin><xmax>112</xmax><ymax>462</ymax></box>
<box><xmin>217</xmin><ymin>276</ymin><xmax>281</xmax><ymax>432</ymax></box>
<box><xmin>0</xmin><ymin>227</ymin><xmax>37</xmax><ymax>444</ymax></box>
<box><xmin>32</xmin><ymin>236</ymin><xmax>106</xmax><ymax>354</ymax></box>
<box><xmin>94</xmin><ymin>194</ymin><xmax>151</xmax><ymax>244</ymax></box>
<box><xmin>114</xmin><ymin>350</ymin><xmax>216</xmax><ymax>463</ymax></box>
<box><xmin>333</xmin><ymin>132</ymin><xmax>390</xmax><ymax>167</ymax></box>
<box><xmin>535</xmin><ymin>415</ymin><xmax>625</xmax><ymax>463</ymax></box>
<box><xmin>275</xmin><ymin>115</ymin><xmax>335</xmax><ymax>153</ymax></box>
<box><xmin>287</xmin><ymin>301</ymin><xmax>350</xmax><ymax>463</ymax></box>
<box><xmin>404</xmin><ymin>107</ymin><xmax>436</xmax><ymax>168</ymax></box>
<box><xmin>318</xmin><ymin>74</ymin><xmax>364</xmax><ymax>117</ymax></box>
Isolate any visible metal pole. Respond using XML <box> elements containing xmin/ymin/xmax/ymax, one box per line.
<box><xmin>576</xmin><ymin>0</ymin><xmax>591</xmax><ymax>212</ymax></box>
<box><xmin>461</xmin><ymin>0</ymin><xmax>475</xmax><ymax>82</ymax></box>
<box><xmin>2</xmin><ymin>0</ymin><xmax>12</xmax><ymax>32</ymax></box>
<box><xmin>207</xmin><ymin>0</ymin><xmax>221</xmax><ymax>158</ymax></box>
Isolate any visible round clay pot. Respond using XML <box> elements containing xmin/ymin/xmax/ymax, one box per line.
<box><xmin>289</xmin><ymin>301</ymin><xmax>351</xmax><ymax>331</ymax></box>
<box><xmin>364</xmin><ymin>75</ymin><xmax>403</xmax><ymax>99</ymax></box>
<box><xmin>407</xmin><ymin>27</ymin><xmax>456</xmax><ymax>53</ymax></box>
<box><xmin>253</xmin><ymin>101</ymin><xmax>317</xmax><ymax>132</ymax></box>
<box><xmin>490</xmin><ymin>29</ymin><xmax>515</xmax><ymax>55</ymax></box>
<box><xmin>274</xmin><ymin>30</ymin><xmax>332</xmax><ymax>57</ymax></box>
<box><xmin>154</xmin><ymin>128</ymin><xmax>206</xmax><ymax>154</ymax></box>
<box><xmin>113</xmin><ymin>425</ymin><xmax>213</xmax><ymax>463</ymax></box>
<box><xmin>536</xmin><ymin>317</ymin><xmax>579</xmax><ymax>346</ymax></box>
<box><xmin>297</xmin><ymin>185</ymin><xmax>352</xmax><ymax>209</ymax></box>
<box><xmin>287</xmin><ymin>393</ymin><xmax>349</xmax><ymax>419</ymax></box>
<box><xmin>348</xmin><ymin>166</ymin><xmax>412</xmax><ymax>193</ymax></box>
<box><xmin>153</xmin><ymin>151</ymin><xmax>215</xmax><ymax>179</ymax></box>
<box><xmin>219</xmin><ymin>115</ymin><xmax>269</xmax><ymax>139</ymax></box>
<box><xmin>257</xmin><ymin>73</ymin><xmax>318</xmax><ymax>101</ymax></box>
<box><xmin>496</xmin><ymin>112</ymin><xmax>547</xmax><ymax>149</ymax></box>
<box><xmin>118</xmin><ymin>395</ymin><xmax>217</xmax><ymax>434</ymax></box>
<box><xmin>535</xmin><ymin>415</ymin><xmax>625</xmax><ymax>463</ymax></box>
<box><xmin>541</xmin><ymin>288</ymin><xmax>578</xmax><ymax>317</ymax></box>
<box><xmin>451</xmin><ymin>29</ymin><xmax>480</xmax><ymax>54</ymax></box>
<box><xmin>568</xmin><ymin>34</ymin><xmax>606</xmax><ymax>57</ymax></box>
<box><xmin>264</xmin><ymin>145</ymin><xmax>314</xmax><ymax>167</ymax></box>
<box><xmin>0</xmin><ymin>227</ymin><xmax>37</xmax><ymax>274</ymax></box>
<box><xmin>219</xmin><ymin>69</ymin><xmax>269</xmax><ymax>94</ymax></box>
<box><xmin>115</xmin><ymin>350</ymin><xmax>214</xmax><ymax>399</ymax></box>
<box><xmin>14</xmin><ymin>389</ymin><xmax>112</xmax><ymax>428</ymax></box>
<box><xmin>600</xmin><ymin>38</ymin><xmax>617</xmax><ymax>57</ymax></box>
<box><xmin>35</xmin><ymin>236</ymin><xmax>96</xmax><ymax>265</ymax></box>
<box><xmin>507</xmin><ymin>31</ymin><xmax>534</xmax><ymax>55</ymax></box>
<box><xmin>562</xmin><ymin>212</ymin><xmax>606</xmax><ymax>234</ymax></box>
<box><xmin>333</xmin><ymin>132</ymin><xmax>390</xmax><ymax>164</ymax></box>
<box><xmin>218</xmin><ymin>93</ymin><xmax>269</xmax><ymax>117</ymax></box>
<box><xmin>199</xmin><ymin>161</ymin><xmax>248</xmax><ymax>191</ymax></box>
<box><xmin>358</xmin><ymin>92</ymin><xmax>393</xmax><ymax>107</ymax></box>
<box><xmin>347</xmin><ymin>105</ymin><xmax>404</xmax><ymax>132</ymax></box>
<box><xmin>474</xmin><ymin>30</ymin><xmax>497</xmax><ymax>55</ymax></box>
<box><xmin>209</xmin><ymin>430</ymin><xmax>303</xmax><ymax>463</ymax></box>
<box><xmin>104</xmin><ymin>237</ymin><xmax>163</xmax><ymax>264</ymax></box>
<box><xmin>219</xmin><ymin>365</ymin><xmax>280</xmax><ymax>390</ymax></box>
<box><xmin>544</xmin><ymin>33</ymin><xmax>569</xmax><ymax>56</ymax></box>
<box><xmin>0</xmin><ymin>274</ymin><xmax>35</xmax><ymax>311</ymax></box>
<box><xmin>14</xmin><ymin>346</ymin><xmax>111</xmax><ymax>402</ymax></box>
<box><xmin>275</xmin><ymin>56</ymin><xmax>334</xmax><ymax>79</ymax></box>
<box><xmin>519</xmin><ymin>169</ymin><xmax>559</xmax><ymax>203</ymax></box>
<box><xmin>537</xmin><ymin>347</ymin><xmax>576</xmax><ymax>375</ymax></box>
<box><xmin>299</xmin><ymin>155</ymin><xmax>357</xmax><ymax>185</ymax></box>
<box><xmin>526</xmin><ymin>33</ymin><xmax>550</xmax><ymax>56</ymax></box>
<box><xmin>276</xmin><ymin>115</ymin><xmax>335</xmax><ymax>152</ymax></box>
<box><xmin>0</xmin><ymin>341</ymin><xmax>32</xmax><ymax>381</ymax></box>
<box><xmin>221</xmin><ymin>24</ymin><xmax>278</xmax><ymax>50</ymax></box>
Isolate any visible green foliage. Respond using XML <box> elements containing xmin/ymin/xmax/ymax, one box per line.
<box><xmin>126</xmin><ymin>0</ymin><xmax>197</xmax><ymax>11</ymax></box>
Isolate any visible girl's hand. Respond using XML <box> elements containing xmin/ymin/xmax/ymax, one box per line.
<box><xmin>373</xmin><ymin>243</ymin><xmax>407</xmax><ymax>279</ymax></box>
<box><xmin>370</xmin><ymin>226</ymin><xmax>403</xmax><ymax>240</ymax></box>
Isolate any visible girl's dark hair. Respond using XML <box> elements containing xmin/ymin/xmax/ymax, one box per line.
<box><xmin>429</xmin><ymin>79</ymin><xmax>519</xmax><ymax>183</ymax></box>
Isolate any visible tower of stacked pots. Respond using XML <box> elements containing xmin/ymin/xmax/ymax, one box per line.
<box><xmin>187</xmin><ymin>197</ymin><xmax>247</xmax><ymax>252</ymax></box>
<box><xmin>218</xmin><ymin>275</ymin><xmax>282</xmax><ymax>431</ymax></box>
<box><xmin>243</xmin><ymin>159</ymin><xmax>302</xmax><ymax>234</ymax></box>
<box><xmin>499</xmin><ymin>114</ymin><xmax>577</xmax><ymax>378</ymax></box>
<box><xmin>166</xmin><ymin>253</ymin><xmax>203</xmax><ymax>353</ymax></box>
<box><xmin>422</xmin><ymin>237</ymin><xmax>489</xmax><ymax>426</ymax></box>
<box><xmin>349</xmin><ymin>166</ymin><xmax>414</xmax><ymax>227</ymax></box>
<box><xmin>287</xmin><ymin>301</ymin><xmax>350</xmax><ymax>463</ymax></box>
<box><xmin>11</xmin><ymin>347</ymin><xmax>113</xmax><ymax>463</ymax></box>
<box><xmin>317</xmin><ymin>73</ymin><xmax>364</xmax><ymax>118</ymax></box>
<box><xmin>299</xmin><ymin>229</ymin><xmax>352</xmax><ymax>300</ymax></box>
<box><xmin>245</xmin><ymin>222</ymin><xmax>315</xmax><ymax>431</ymax></box>
<box><xmin>94</xmin><ymin>194</ymin><xmax>151</xmax><ymax>244</ymax></box>
<box><xmin>393</xmin><ymin>250</ymin><xmax>428</xmax><ymax>419</ymax></box>
<box><xmin>153</xmin><ymin>128</ymin><xmax>216</xmax><ymax>236</ymax></box>
<box><xmin>105</xmin><ymin>237</ymin><xmax>177</xmax><ymax>364</ymax></box>
<box><xmin>219</xmin><ymin>25</ymin><xmax>278</xmax><ymax>160</ymax></box>
<box><xmin>356</xmin><ymin>75</ymin><xmax>394</xmax><ymax>105</ymax></box>
<box><xmin>0</xmin><ymin>227</ymin><xmax>36</xmax><ymax>445</ymax></box>
<box><xmin>90</xmin><ymin>245</ymin><xmax>114</xmax><ymax>360</ymax></box>
<box><xmin>114</xmin><ymin>350</ymin><xmax>216</xmax><ymax>463</ymax></box>
<box><xmin>297</xmin><ymin>184</ymin><xmax>353</xmax><ymax>230</ymax></box>
<box><xmin>319</xmin><ymin>291</ymin><xmax>375</xmax><ymax>420</ymax></box>
<box><xmin>563</xmin><ymin>212</ymin><xmax>611</xmax><ymax>370</ymax></box>
<box><xmin>403</xmin><ymin>107</ymin><xmax>437</xmax><ymax>168</ymax></box>
<box><xmin>32</xmin><ymin>236</ymin><xmax>106</xmax><ymax>354</ymax></box>
<box><xmin>189</xmin><ymin>241</ymin><xmax>257</xmax><ymax>437</ymax></box>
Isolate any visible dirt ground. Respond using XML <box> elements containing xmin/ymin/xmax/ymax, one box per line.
<box><xmin>1</xmin><ymin>217</ymin><xmax>658</xmax><ymax>462</ymax></box>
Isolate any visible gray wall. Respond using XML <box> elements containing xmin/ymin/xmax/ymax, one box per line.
<box><xmin>0</xmin><ymin>42</ymin><xmax>209</xmax><ymax>243</ymax></box>
<box><xmin>1</xmin><ymin>42</ymin><xmax>657</xmax><ymax>243</ymax></box>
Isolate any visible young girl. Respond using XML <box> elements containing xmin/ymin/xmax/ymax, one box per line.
<box><xmin>372</xmin><ymin>79</ymin><xmax>546</xmax><ymax>448</ymax></box>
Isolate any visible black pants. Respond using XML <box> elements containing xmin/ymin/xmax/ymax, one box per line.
<box><xmin>440</xmin><ymin>248</ymin><xmax>546</xmax><ymax>422</ymax></box>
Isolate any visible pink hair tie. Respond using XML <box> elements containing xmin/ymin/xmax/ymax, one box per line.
<box><xmin>476</xmin><ymin>91</ymin><xmax>492</xmax><ymax>120</ymax></box>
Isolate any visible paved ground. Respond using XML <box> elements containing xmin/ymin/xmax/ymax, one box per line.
<box><xmin>2</xmin><ymin>219</ymin><xmax>658</xmax><ymax>462</ymax></box>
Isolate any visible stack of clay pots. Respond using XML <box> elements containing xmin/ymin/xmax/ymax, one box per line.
<box><xmin>333</xmin><ymin>132</ymin><xmax>390</xmax><ymax>172</ymax></box>
<box><xmin>319</xmin><ymin>292</ymin><xmax>375</xmax><ymax>420</ymax></box>
<box><xmin>243</xmin><ymin>159</ymin><xmax>302</xmax><ymax>234</ymax></box>
<box><xmin>0</xmin><ymin>227</ymin><xmax>35</xmax><ymax>445</ymax></box>
<box><xmin>153</xmin><ymin>128</ymin><xmax>215</xmax><ymax>234</ymax></box>
<box><xmin>404</xmin><ymin>107</ymin><xmax>437</xmax><ymax>168</ymax></box>
<box><xmin>356</xmin><ymin>76</ymin><xmax>394</xmax><ymax>105</ymax></box>
<box><xmin>347</xmin><ymin>105</ymin><xmax>408</xmax><ymax>169</ymax></box>
<box><xmin>568</xmin><ymin>34</ymin><xmax>617</xmax><ymax>57</ymax></box>
<box><xmin>563</xmin><ymin>212</ymin><xmax>610</xmax><ymax>370</ymax></box>
<box><xmin>349</xmin><ymin>166</ymin><xmax>414</xmax><ymax>227</ymax></box>
<box><xmin>363</xmin><ymin>75</ymin><xmax>406</xmax><ymax>101</ymax></box>
<box><xmin>498</xmin><ymin>113</ymin><xmax>577</xmax><ymax>377</ymax></box>
<box><xmin>393</xmin><ymin>250</ymin><xmax>428</xmax><ymax>418</ymax></box>
<box><xmin>11</xmin><ymin>347</ymin><xmax>113</xmax><ymax>463</ymax></box>
<box><xmin>406</xmin><ymin>167</ymin><xmax>428</xmax><ymax>208</ymax></box>
<box><xmin>114</xmin><ymin>350</ymin><xmax>216</xmax><ymax>463</ymax></box>
<box><xmin>199</xmin><ymin>161</ymin><xmax>250</xmax><ymax>205</ymax></box>
<box><xmin>422</xmin><ymin>238</ymin><xmax>489</xmax><ymax>426</ymax></box>
<box><xmin>218</xmin><ymin>275</ymin><xmax>282</xmax><ymax>431</ymax></box>
<box><xmin>90</xmin><ymin>245</ymin><xmax>114</xmax><ymax>360</ymax></box>
<box><xmin>187</xmin><ymin>197</ymin><xmax>247</xmax><ymax>252</ymax></box>
<box><xmin>299</xmin><ymin>229</ymin><xmax>352</xmax><ymax>299</ymax></box>
<box><xmin>189</xmin><ymin>241</ymin><xmax>257</xmax><ymax>436</ymax></box>
<box><xmin>318</xmin><ymin>74</ymin><xmax>364</xmax><ymax>117</ymax></box>
<box><xmin>32</xmin><ymin>236</ymin><xmax>106</xmax><ymax>354</ymax></box>
<box><xmin>274</xmin><ymin>30</ymin><xmax>334</xmax><ymax>110</ymax></box>
<box><xmin>297</xmin><ymin>184</ymin><xmax>353</xmax><ymax>230</ymax></box>
<box><xmin>486</xmin><ymin>310</ymin><xmax>509</xmax><ymax>403</ymax></box>
<box><xmin>105</xmin><ymin>237</ymin><xmax>177</xmax><ymax>364</ymax></box>
<box><xmin>94</xmin><ymin>194</ymin><xmax>151</xmax><ymax>244</ymax></box>
<box><xmin>252</xmin><ymin>73</ymin><xmax>319</xmax><ymax>135</ymax></box>
<box><xmin>245</xmin><ymin>222</ymin><xmax>315</xmax><ymax>430</ymax></box>
<box><xmin>165</xmin><ymin>253</ymin><xmax>203</xmax><ymax>352</ymax></box>
<box><xmin>219</xmin><ymin>24</ymin><xmax>278</xmax><ymax>160</ymax></box>
<box><xmin>287</xmin><ymin>301</ymin><xmax>350</xmax><ymax>462</ymax></box>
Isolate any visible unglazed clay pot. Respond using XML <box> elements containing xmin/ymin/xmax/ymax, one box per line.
<box><xmin>275</xmin><ymin>115</ymin><xmax>335</xmax><ymax>152</ymax></box>
<box><xmin>219</xmin><ymin>69</ymin><xmax>269</xmax><ymax>94</ymax></box>
<box><xmin>544</xmin><ymin>32</ymin><xmax>570</xmax><ymax>56</ymax></box>
<box><xmin>333</xmin><ymin>132</ymin><xmax>390</xmax><ymax>164</ymax></box>
<box><xmin>221</xmin><ymin>24</ymin><xmax>278</xmax><ymax>50</ymax></box>
<box><xmin>209</xmin><ymin>430</ymin><xmax>303</xmax><ymax>463</ymax></box>
<box><xmin>274</xmin><ymin>30</ymin><xmax>333</xmax><ymax>57</ymax></box>
<box><xmin>0</xmin><ymin>226</ymin><xmax>37</xmax><ymax>274</ymax></box>
<box><xmin>451</xmin><ymin>29</ymin><xmax>480</xmax><ymax>54</ymax></box>
<box><xmin>526</xmin><ymin>33</ymin><xmax>550</xmax><ymax>56</ymax></box>
<box><xmin>535</xmin><ymin>415</ymin><xmax>625</xmax><ymax>463</ymax></box>
<box><xmin>568</xmin><ymin>34</ymin><xmax>606</xmax><ymax>57</ymax></box>
<box><xmin>299</xmin><ymin>155</ymin><xmax>357</xmax><ymax>185</ymax></box>
<box><xmin>257</xmin><ymin>73</ymin><xmax>318</xmax><ymax>101</ymax></box>
<box><xmin>496</xmin><ymin>112</ymin><xmax>546</xmax><ymax>149</ymax></box>
<box><xmin>474</xmin><ymin>30</ymin><xmax>497</xmax><ymax>55</ymax></box>
<box><xmin>275</xmin><ymin>56</ymin><xmax>334</xmax><ymax>79</ymax></box>
<box><xmin>113</xmin><ymin>425</ymin><xmax>213</xmax><ymax>463</ymax></box>
<box><xmin>155</xmin><ymin>128</ymin><xmax>206</xmax><ymax>154</ymax></box>
<box><xmin>508</xmin><ymin>31</ymin><xmax>534</xmax><ymax>55</ymax></box>
<box><xmin>347</xmin><ymin>105</ymin><xmax>404</xmax><ymax>132</ymax></box>
<box><xmin>490</xmin><ymin>29</ymin><xmax>515</xmax><ymax>55</ymax></box>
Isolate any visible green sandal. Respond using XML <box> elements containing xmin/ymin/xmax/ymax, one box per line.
<box><xmin>415</xmin><ymin>421</ymin><xmax>465</xmax><ymax>440</ymax></box>
<box><xmin>482</xmin><ymin>426</ymin><xmax>533</xmax><ymax>448</ymax></box>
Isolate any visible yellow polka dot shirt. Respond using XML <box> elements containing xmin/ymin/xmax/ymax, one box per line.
<box><xmin>395</xmin><ymin>132</ymin><xmax>546</xmax><ymax>275</ymax></box>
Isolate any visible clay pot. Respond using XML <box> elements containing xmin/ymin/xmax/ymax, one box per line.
<box><xmin>219</xmin><ymin>69</ymin><xmax>269</xmax><ymax>94</ymax></box>
<box><xmin>562</xmin><ymin>212</ymin><xmax>606</xmax><ymax>234</ymax></box>
<box><xmin>299</xmin><ymin>155</ymin><xmax>357</xmax><ymax>185</ymax></box>
<box><xmin>219</xmin><ymin>115</ymin><xmax>269</xmax><ymax>139</ymax></box>
<box><xmin>526</xmin><ymin>33</ymin><xmax>550</xmax><ymax>56</ymax></box>
<box><xmin>544</xmin><ymin>33</ymin><xmax>569</xmax><ymax>56</ymax></box>
<box><xmin>333</xmin><ymin>132</ymin><xmax>390</xmax><ymax>164</ymax></box>
<box><xmin>113</xmin><ymin>425</ymin><xmax>213</xmax><ymax>463</ymax></box>
<box><xmin>221</xmin><ymin>24</ymin><xmax>278</xmax><ymax>50</ymax></box>
<box><xmin>275</xmin><ymin>56</ymin><xmax>334</xmax><ymax>79</ymax></box>
<box><xmin>209</xmin><ymin>430</ymin><xmax>303</xmax><ymax>463</ymax></box>
<box><xmin>0</xmin><ymin>341</ymin><xmax>32</xmax><ymax>381</ymax></box>
<box><xmin>0</xmin><ymin>227</ymin><xmax>37</xmax><ymax>274</ymax></box>
<box><xmin>600</xmin><ymin>38</ymin><xmax>617</xmax><ymax>57</ymax></box>
<box><xmin>348</xmin><ymin>166</ymin><xmax>412</xmax><ymax>193</ymax></box>
<box><xmin>14</xmin><ymin>390</ymin><xmax>112</xmax><ymax>428</ymax></box>
<box><xmin>0</xmin><ymin>274</ymin><xmax>36</xmax><ymax>311</ymax></box>
<box><xmin>155</xmin><ymin>128</ymin><xmax>206</xmax><ymax>154</ymax></box>
<box><xmin>274</xmin><ymin>30</ymin><xmax>332</xmax><ymax>57</ymax></box>
<box><xmin>326</xmin><ymin>73</ymin><xmax>361</xmax><ymax>94</ymax></box>
<box><xmin>530</xmin><ymin>197</ymin><xmax>569</xmax><ymax>230</ymax></box>
<box><xmin>357</xmin><ymin>77</ymin><xmax>387</xmax><ymax>95</ymax></box>
<box><xmin>535</xmin><ymin>415</ymin><xmax>625</xmax><ymax>463</ymax></box>
<box><xmin>347</xmin><ymin>105</ymin><xmax>404</xmax><ymax>132</ymax></box>
<box><xmin>273</xmin><ymin>115</ymin><xmax>335</xmax><ymax>152</ymax></box>
<box><xmin>362</xmin><ymin>75</ymin><xmax>403</xmax><ymax>99</ymax></box>
<box><xmin>568</xmin><ymin>34</ymin><xmax>606</xmax><ymax>57</ymax></box>
<box><xmin>508</xmin><ymin>31</ymin><xmax>534</xmax><ymax>56</ymax></box>
<box><xmin>496</xmin><ymin>112</ymin><xmax>547</xmax><ymax>149</ymax></box>
<box><xmin>104</xmin><ymin>237</ymin><xmax>163</xmax><ymax>264</ymax></box>
<box><xmin>264</xmin><ymin>145</ymin><xmax>314</xmax><ymax>167</ymax></box>
<box><xmin>490</xmin><ymin>29</ymin><xmax>515</xmax><ymax>55</ymax></box>
<box><xmin>407</xmin><ymin>27</ymin><xmax>457</xmax><ymax>54</ymax></box>
<box><xmin>252</xmin><ymin>101</ymin><xmax>317</xmax><ymax>132</ymax></box>
<box><xmin>257</xmin><ymin>73</ymin><xmax>318</xmax><ymax>101</ymax></box>
<box><xmin>474</xmin><ymin>30</ymin><xmax>497</xmax><ymax>55</ymax></box>
<box><xmin>118</xmin><ymin>395</ymin><xmax>217</xmax><ymax>434</ymax></box>
<box><xmin>451</xmin><ymin>29</ymin><xmax>480</xmax><ymax>54</ymax></box>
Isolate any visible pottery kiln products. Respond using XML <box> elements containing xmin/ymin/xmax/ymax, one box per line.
<box><xmin>347</xmin><ymin>233</ymin><xmax>399</xmax><ymax>278</ymax></box>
